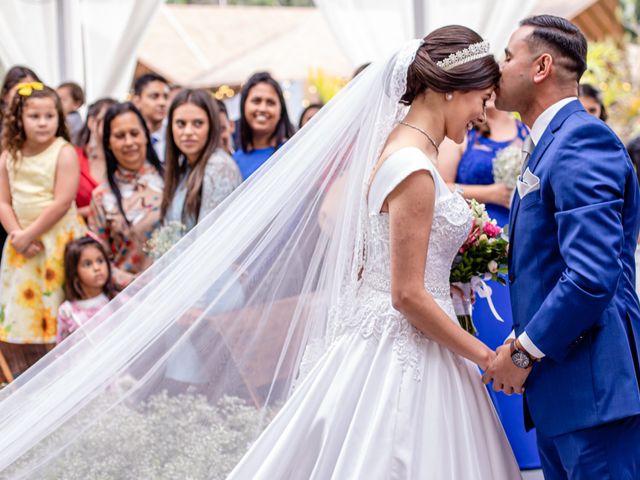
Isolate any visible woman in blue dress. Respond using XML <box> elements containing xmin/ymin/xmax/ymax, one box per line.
<box><xmin>233</xmin><ymin>72</ymin><xmax>295</xmax><ymax>180</ymax></box>
<box><xmin>439</xmin><ymin>97</ymin><xmax>541</xmax><ymax>470</ymax></box>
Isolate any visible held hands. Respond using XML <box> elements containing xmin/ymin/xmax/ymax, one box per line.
<box><xmin>23</xmin><ymin>241</ymin><xmax>44</xmax><ymax>258</ymax></box>
<box><xmin>10</xmin><ymin>229</ymin><xmax>41</xmax><ymax>256</ymax></box>
<box><xmin>481</xmin><ymin>339</ymin><xmax>531</xmax><ymax>395</ymax></box>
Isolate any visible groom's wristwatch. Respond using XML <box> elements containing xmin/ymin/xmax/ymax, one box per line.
<box><xmin>510</xmin><ymin>339</ymin><xmax>536</xmax><ymax>369</ymax></box>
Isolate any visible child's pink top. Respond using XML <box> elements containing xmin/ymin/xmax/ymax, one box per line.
<box><xmin>56</xmin><ymin>293</ymin><xmax>109</xmax><ymax>343</ymax></box>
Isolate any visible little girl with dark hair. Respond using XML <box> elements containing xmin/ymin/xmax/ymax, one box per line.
<box><xmin>56</xmin><ymin>235</ymin><xmax>115</xmax><ymax>343</ymax></box>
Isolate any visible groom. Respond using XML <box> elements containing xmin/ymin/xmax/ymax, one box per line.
<box><xmin>484</xmin><ymin>14</ymin><xmax>640</xmax><ymax>479</ymax></box>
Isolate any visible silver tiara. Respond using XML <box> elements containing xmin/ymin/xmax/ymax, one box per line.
<box><xmin>436</xmin><ymin>41</ymin><xmax>491</xmax><ymax>71</ymax></box>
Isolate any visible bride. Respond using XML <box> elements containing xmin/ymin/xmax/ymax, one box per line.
<box><xmin>0</xmin><ymin>26</ymin><xmax>519</xmax><ymax>479</ymax></box>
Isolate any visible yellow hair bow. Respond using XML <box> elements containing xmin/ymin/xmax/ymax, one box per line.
<box><xmin>16</xmin><ymin>81</ymin><xmax>44</xmax><ymax>97</ymax></box>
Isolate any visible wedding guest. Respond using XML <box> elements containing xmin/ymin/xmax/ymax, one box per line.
<box><xmin>57</xmin><ymin>235</ymin><xmax>116</xmax><ymax>343</ymax></box>
<box><xmin>0</xmin><ymin>83</ymin><xmax>85</xmax><ymax>377</ymax></box>
<box><xmin>88</xmin><ymin>102</ymin><xmax>164</xmax><ymax>288</ymax></box>
<box><xmin>438</xmin><ymin>97</ymin><xmax>540</xmax><ymax>470</ymax></box>
<box><xmin>216</xmin><ymin>99</ymin><xmax>235</xmax><ymax>155</ymax></box>
<box><xmin>56</xmin><ymin>81</ymin><xmax>85</xmax><ymax>143</ymax></box>
<box><xmin>162</xmin><ymin>89</ymin><xmax>242</xmax><ymax>231</ymax></box>
<box><xmin>233</xmin><ymin>72</ymin><xmax>295</xmax><ymax>180</ymax></box>
<box><xmin>158</xmin><ymin>91</ymin><xmax>244</xmax><ymax>393</ymax></box>
<box><xmin>0</xmin><ymin>66</ymin><xmax>40</xmax><ymax>141</ymax></box>
<box><xmin>0</xmin><ymin>66</ymin><xmax>41</xmax><ymax>262</ymax></box>
<box><xmin>578</xmin><ymin>83</ymin><xmax>607</xmax><ymax>121</ymax></box>
<box><xmin>132</xmin><ymin>73</ymin><xmax>170</xmax><ymax>163</ymax></box>
<box><xmin>74</xmin><ymin>98</ymin><xmax>117</xmax><ymax>219</ymax></box>
<box><xmin>628</xmin><ymin>134</ymin><xmax>640</xmax><ymax>175</ymax></box>
<box><xmin>298</xmin><ymin>103</ymin><xmax>323</xmax><ymax>129</ymax></box>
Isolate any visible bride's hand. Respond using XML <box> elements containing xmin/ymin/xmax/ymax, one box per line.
<box><xmin>449</xmin><ymin>284</ymin><xmax>476</xmax><ymax>305</ymax></box>
<box><xmin>480</xmin><ymin>349</ymin><xmax>497</xmax><ymax>372</ymax></box>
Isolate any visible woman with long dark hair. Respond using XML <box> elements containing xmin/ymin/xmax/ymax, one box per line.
<box><xmin>233</xmin><ymin>71</ymin><xmax>295</xmax><ymax>180</ymax></box>
<box><xmin>578</xmin><ymin>83</ymin><xmax>607</xmax><ymax>121</ymax></box>
<box><xmin>162</xmin><ymin>89</ymin><xmax>241</xmax><ymax>230</ymax></box>
<box><xmin>87</xmin><ymin>102</ymin><xmax>164</xmax><ymax>288</ymax></box>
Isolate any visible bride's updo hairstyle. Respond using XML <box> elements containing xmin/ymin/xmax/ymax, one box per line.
<box><xmin>400</xmin><ymin>25</ymin><xmax>500</xmax><ymax>105</ymax></box>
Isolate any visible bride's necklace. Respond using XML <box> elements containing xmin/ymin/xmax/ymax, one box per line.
<box><xmin>399</xmin><ymin>121</ymin><xmax>440</xmax><ymax>156</ymax></box>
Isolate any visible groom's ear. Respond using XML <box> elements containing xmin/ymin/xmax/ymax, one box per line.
<box><xmin>532</xmin><ymin>53</ymin><xmax>553</xmax><ymax>84</ymax></box>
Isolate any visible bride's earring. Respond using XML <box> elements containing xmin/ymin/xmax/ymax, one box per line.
<box><xmin>445</xmin><ymin>93</ymin><xmax>454</xmax><ymax>101</ymax></box>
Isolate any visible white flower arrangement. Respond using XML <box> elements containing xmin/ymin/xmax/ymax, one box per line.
<box><xmin>5</xmin><ymin>391</ymin><xmax>275</xmax><ymax>479</ymax></box>
<box><xmin>492</xmin><ymin>145</ymin><xmax>523</xmax><ymax>188</ymax></box>
<box><xmin>144</xmin><ymin>221</ymin><xmax>187</xmax><ymax>259</ymax></box>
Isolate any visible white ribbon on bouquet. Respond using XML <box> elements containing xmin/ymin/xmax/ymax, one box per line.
<box><xmin>470</xmin><ymin>275</ymin><xmax>505</xmax><ymax>323</ymax></box>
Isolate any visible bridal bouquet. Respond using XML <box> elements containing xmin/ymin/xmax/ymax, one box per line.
<box><xmin>492</xmin><ymin>145</ymin><xmax>523</xmax><ymax>188</ymax></box>
<box><xmin>450</xmin><ymin>200</ymin><xmax>508</xmax><ymax>334</ymax></box>
<box><xmin>144</xmin><ymin>221</ymin><xmax>187</xmax><ymax>259</ymax></box>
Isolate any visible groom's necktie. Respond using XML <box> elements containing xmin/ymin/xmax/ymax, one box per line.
<box><xmin>520</xmin><ymin>135</ymin><xmax>535</xmax><ymax>177</ymax></box>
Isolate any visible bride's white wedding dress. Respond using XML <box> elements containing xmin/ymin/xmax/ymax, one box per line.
<box><xmin>228</xmin><ymin>147</ymin><xmax>521</xmax><ymax>479</ymax></box>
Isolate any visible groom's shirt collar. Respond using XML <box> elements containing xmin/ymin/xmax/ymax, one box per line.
<box><xmin>529</xmin><ymin>96</ymin><xmax>577</xmax><ymax>146</ymax></box>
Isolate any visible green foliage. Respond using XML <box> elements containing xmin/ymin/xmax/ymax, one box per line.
<box><xmin>307</xmin><ymin>68</ymin><xmax>348</xmax><ymax>103</ymax></box>
<box><xmin>450</xmin><ymin>237</ymin><xmax>508</xmax><ymax>285</ymax></box>
<box><xmin>581</xmin><ymin>38</ymin><xmax>640</xmax><ymax>141</ymax></box>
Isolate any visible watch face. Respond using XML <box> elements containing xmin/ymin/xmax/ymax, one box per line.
<box><xmin>511</xmin><ymin>350</ymin><xmax>531</xmax><ymax>369</ymax></box>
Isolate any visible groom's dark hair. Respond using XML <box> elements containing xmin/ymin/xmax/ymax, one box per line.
<box><xmin>520</xmin><ymin>15</ymin><xmax>587</xmax><ymax>82</ymax></box>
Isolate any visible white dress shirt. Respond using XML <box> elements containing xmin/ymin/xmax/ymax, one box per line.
<box><xmin>151</xmin><ymin>125</ymin><xmax>167</xmax><ymax>163</ymax></box>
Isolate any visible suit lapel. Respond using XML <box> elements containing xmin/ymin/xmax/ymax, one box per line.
<box><xmin>507</xmin><ymin>100</ymin><xmax>585</xmax><ymax>267</ymax></box>
<box><xmin>508</xmin><ymin>132</ymin><xmax>553</xmax><ymax>267</ymax></box>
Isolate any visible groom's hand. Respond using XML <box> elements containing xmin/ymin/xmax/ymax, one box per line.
<box><xmin>481</xmin><ymin>343</ymin><xmax>531</xmax><ymax>395</ymax></box>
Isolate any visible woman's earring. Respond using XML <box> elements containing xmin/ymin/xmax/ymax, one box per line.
<box><xmin>445</xmin><ymin>93</ymin><xmax>454</xmax><ymax>101</ymax></box>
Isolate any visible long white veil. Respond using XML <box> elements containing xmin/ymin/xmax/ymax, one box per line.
<box><xmin>0</xmin><ymin>39</ymin><xmax>421</xmax><ymax>479</ymax></box>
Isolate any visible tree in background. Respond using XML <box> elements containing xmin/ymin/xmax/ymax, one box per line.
<box><xmin>579</xmin><ymin>0</ymin><xmax>640</xmax><ymax>141</ymax></box>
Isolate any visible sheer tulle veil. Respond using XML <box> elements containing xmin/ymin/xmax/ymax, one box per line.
<box><xmin>0</xmin><ymin>40</ymin><xmax>422</xmax><ymax>479</ymax></box>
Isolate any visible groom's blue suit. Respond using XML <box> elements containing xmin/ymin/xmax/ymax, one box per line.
<box><xmin>508</xmin><ymin>100</ymin><xmax>640</xmax><ymax>477</ymax></box>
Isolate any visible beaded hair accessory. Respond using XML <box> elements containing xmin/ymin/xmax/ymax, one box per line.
<box><xmin>436</xmin><ymin>41</ymin><xmax>491</xmax><ymax>71</ymax></box>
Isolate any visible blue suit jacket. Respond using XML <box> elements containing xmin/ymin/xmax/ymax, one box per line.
<box><xmin>508</xmin><ymin>100</ymin><xmax>640</xmax><ymax>436</ymax></box>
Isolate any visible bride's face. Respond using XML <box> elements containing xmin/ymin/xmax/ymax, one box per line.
<box><xmin>444</xmin><ymin>87</ymin><xmax>494</xmax><ymax>143</ymax></box>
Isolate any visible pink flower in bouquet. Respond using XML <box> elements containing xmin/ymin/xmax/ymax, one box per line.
<box><xmin>483</xmin><ymin>222</ymin><xmax>502</xmax><ymax>238</ymax></box>
<box><xmin>459</xmin><ymin>224</ymin><xmax>480</xmax><ymax>253</ymax></box>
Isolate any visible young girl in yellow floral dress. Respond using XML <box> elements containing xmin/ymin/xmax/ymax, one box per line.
<box><xmin>0</xmin><ymin>82</ymin><xmax>85</xmax><ymax>378</ymax></box>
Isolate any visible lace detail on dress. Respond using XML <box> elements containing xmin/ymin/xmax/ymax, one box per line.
<box><xmin>198</xmin><ymin>149</ymin><xmax>243</xmax><ymax>220</ymax></box>
<box><xmin>331</xmin><ymin>192</ymin><xmax>472</xmax><ymax>380</ymax></box>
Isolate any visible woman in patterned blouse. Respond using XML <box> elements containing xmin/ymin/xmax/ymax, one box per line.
<box><xmin>88</xmin><ymin>102</ymin><xmax>164</xmax><ymax>288</ymax></box>
<box><xmin>161</xmin><ymin>89</ymin><xmax>241</xmax><ymax>231</ymax></box>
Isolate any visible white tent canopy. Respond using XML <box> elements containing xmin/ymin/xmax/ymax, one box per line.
<box><xmin>314</xmin><ymin>0</ymin><xmax>538</xmax><ymax>66</ymax></box>
<box><xmin>0</xmin><ymin>0</ymin><xmax>162</xmax><ymax>103</ymax></box>
<box><xmin>137</xmin><ymin>5</ymin><xmax>353</xmax><ymax>87</ymax></box>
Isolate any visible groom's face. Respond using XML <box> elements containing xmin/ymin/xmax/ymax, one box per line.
<box><xmin>494</xmin><ymin>26</ymin><xmax>535</xmax><ymax>113</ymax></box>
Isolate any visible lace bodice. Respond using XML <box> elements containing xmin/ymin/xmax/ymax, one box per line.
<box><xmin>326</xmin><ymin>147</ymin><xmax>473</xmax><ymax>381</ymax></box>
<box><xmin>362</xmin><ymin>147</ymin><xmax>472</xmax><ymax>301</ymax></box>
<box><xmin>361</xmin><ymin>193</ymin><xmax>472</xmax><ymax>301</ymax></box>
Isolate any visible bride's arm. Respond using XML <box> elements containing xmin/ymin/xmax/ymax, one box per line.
<box><xmin>386</xmin><ymin>170</ymin><xmax>495</xmax><ymax>370</ymax></box>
